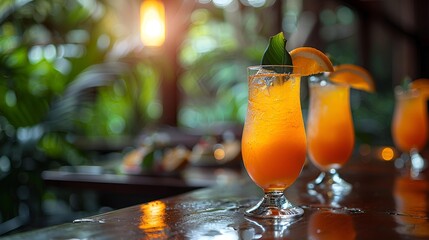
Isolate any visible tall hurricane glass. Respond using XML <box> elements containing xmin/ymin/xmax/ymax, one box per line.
<box><xmin>242</xmin><ymin>65</ymin><xmax>306</xmax><ymax>219</ymax></box>
<box><xmin>392</xmin><ymin>87</ymin><xmax>428</xmax><ymax>175</ymax></box>
<box><xmin>306</xmin><ymin>75</ymin><xmax>354</xmax><ymax>195</ymax></box>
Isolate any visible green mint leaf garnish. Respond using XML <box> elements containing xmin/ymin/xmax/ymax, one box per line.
<box><xmin>261</xmin><ymin>32</ymin><xmax>292</xmax><ymax>66</ymax></box>
<box><xmin>402</xmin><ymin>76</ymin><xmax>411</xmax><ymax>90</ymax></box>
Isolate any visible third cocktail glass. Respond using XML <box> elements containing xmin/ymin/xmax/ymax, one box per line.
<box><xmin>306</xmin><ymin>74</ymin><xmax>354</xmax><ymax>195</ymax></box>
<box><xmin>392</xmin><ymin>86</ymin><xmax>428</xmax><ymax>175</ymax></box>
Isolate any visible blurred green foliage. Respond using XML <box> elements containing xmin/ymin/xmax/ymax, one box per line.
<box><xmin>0</xmin><ymin>0</ymin><xmax>160</xmax><ymax>233</ymax></box>
<box><xmin>178</xmin><ymin>6</ymin><xmax>276</xmax><ymax>128</ymax></box>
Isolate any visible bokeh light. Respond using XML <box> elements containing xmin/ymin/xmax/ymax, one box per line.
<box><xmin>381</xmin><ymin>147</ymin><xmax>395</xmax><ymax>161</ymax></box>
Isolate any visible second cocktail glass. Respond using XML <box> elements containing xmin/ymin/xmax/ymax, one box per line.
<box><xmin>242</xmin><ymin>65</ymin><xmax>307</xmax><ymax>219</ymax></box>
<box><xmin>306</xmin><ymin>74</ymin><xmax>354</xmax><ymax>195</ymax></box>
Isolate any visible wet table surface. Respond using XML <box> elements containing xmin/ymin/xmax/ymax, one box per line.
<box><xmin>4</xmin><ymin>157</ymin><xmax>429</xmax><ymax>240</ymax></box>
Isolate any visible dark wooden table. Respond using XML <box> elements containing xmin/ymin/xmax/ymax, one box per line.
<box><xmin>3</xmin><ymin>155</ymin><xmax>429</xmax><ymax>239</ymax></box>
<box><xmin>41</xmin><ymin>166</ymin><xmax>243</xmax><ymax>208</ymax></box>
<box><xmin>42</xmin><ymin>166</ymin><xmax>243</xmax><ymax>193</ymax></box>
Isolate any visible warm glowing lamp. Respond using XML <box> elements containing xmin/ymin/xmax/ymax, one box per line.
<box><xmin>140</xmin><ymin>0</ymin><xmax>165</xmax><ymax>47</ymax></box>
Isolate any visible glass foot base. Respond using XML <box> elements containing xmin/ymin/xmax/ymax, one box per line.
<box><xmin>307</xmin><ymin>169</ymin><xmax>352</xmax><ymax>196</ymax></box>
<box><xmin>245</xmin><ymin>191</ymin><xmax>304</xmax><ymax>219</ymax></box>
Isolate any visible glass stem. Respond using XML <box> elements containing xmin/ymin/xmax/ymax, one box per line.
<box><xmin>314</xmin><ymin>169</ymin><xmax>341</xmax><ymax>185</ymax></box>
<box><xmin>308</xmin><ymin>168</ymin><xmax>352</xmax><ymax>195</ymax></box>
<box><xmin>410</xmin><ymin>148</ymin><xmax>426</xmax><ymax>177</ymax></box>
<box><xmin>263</xmin><ymin>191</ymin><xmax>293</xmax><ymax>209</ymax></box>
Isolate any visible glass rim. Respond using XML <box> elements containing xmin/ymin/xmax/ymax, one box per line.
<box><xmin>308</xmin><ymin>73</ymin><xmax>350</xmax><ymax>88</ymax></box>
<box><xmin>248</xmin><ymin>64</ymin><xmax>297</xmax><ymax>69</ymax></box>
<box><xmin>247</xmin><ymin>65</ymin><xmax>300</xmax><ymax>75</ymax></box>
<box><xmin>394</xmin><ymin>85</ymin><xmax>421</xmax><ymax>98</ymax></box>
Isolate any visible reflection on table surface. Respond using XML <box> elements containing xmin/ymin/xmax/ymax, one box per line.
<box><xmin>308</xmin><ymin>210</ymin><xmax>356</xmax><ymax>240</ymax></box>
<box><xmin>4</xmin><ymin>148</ymin><xmax>429</xmax><ymax>240</ymax></box>
<box><xmin>394</xmin><ymin>173</ymin><xmax>429</xmax><ymax>238</ymax></box>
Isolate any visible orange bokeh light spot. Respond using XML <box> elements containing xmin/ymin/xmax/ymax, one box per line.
<box><xmin>381</xmin><ymin>147</ymin><xmax>394</xmax><ymax>161</ymax></box>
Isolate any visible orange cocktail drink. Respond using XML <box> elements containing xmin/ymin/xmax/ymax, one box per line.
<box><xmin>392</xmin><ymin>79</ymin><xmax>429</xmax><ymax>175</ymax></box>
<box><xmin>242</xmin><ymin>67</ymin><xmax>306</xmax><ymax>191</ymax></box>
<box><xmin>306</xmin><ymin>65</ymin><xmax>374</xmax><ymax>196</ymax></box>
<box><xmin>242</xmin><ymin>32</ymin><xmax>335</xmax><ymax>219</ymax></box>
<box><xmin>242</xmin><ymin>65</ymin><xmax>306</xmax><ymax>218</ymax></box>
<box><xmin>306</xmin><ymin>74</ymin><xmax>360</xmax><ymax>196</ymax></box>
<box><xmin>392</xmin><ymin>88</ymin><xmax>428</xmax><ymax>153</ymax></box>
<box><xmin>307</xmin><ymin>81</ymin><xmax>354</xmax><ymax>171</ymax></box>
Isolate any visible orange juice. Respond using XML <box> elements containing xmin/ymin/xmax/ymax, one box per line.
<box><xmin>242</xmin><ymin>71</ymin><xmax>306</xmax><ymax>191</ymax></box>
<box><xmin>307</xmin><ymin>83</ymin><xmax>354</xmax><ymax>170</ymax></box>
<box><xmin>392</xmin><ymin>89</ymin><xmax>428</xmax><ymax>152</ymax></box>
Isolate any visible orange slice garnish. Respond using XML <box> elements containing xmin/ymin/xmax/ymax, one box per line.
<box><xmin>289</xmin><ymin>47</ymin><xmax>334</xmax><ymax>76</ymax></box>
<box><xmin>409</xmin><ymin>78</ymin><xmax>429</xmax><ymax>98</ymax></box>
<box><xmin>329</xmin><ymin>64</ymin><xmax>375</xmax><ymax>92</ymax></box>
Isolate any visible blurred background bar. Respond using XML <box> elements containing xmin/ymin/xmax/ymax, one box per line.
<box><xmin>0</xmin><ymin>0</ymin><xmax>428</xmax><ymax>236</ymax></box>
